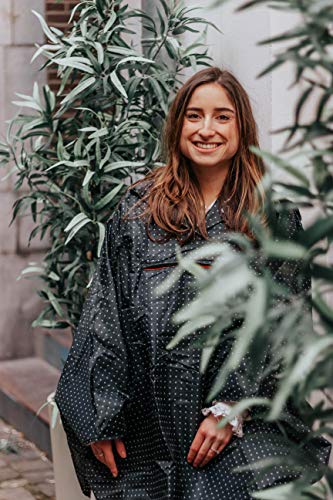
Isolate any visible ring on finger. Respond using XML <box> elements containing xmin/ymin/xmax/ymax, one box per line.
<box><xmin>210</xmin><ymin>447</ymin><xmax>220</xmax><ymax>454</ymax></box>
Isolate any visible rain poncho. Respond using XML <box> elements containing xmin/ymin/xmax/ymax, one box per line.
<box><xmin>55</xmin><ymin>182</ymin><xmax>331</xmax><ymax>499</ymax></box>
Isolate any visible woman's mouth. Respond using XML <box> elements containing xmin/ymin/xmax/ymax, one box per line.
<box><xmin>192</xmin><ymin>142</ymin><xmax>224</xmax><ymax>152</ymax></box>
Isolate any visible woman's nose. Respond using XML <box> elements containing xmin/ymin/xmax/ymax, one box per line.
<box><xmin>198</xmin><ymin>119</ymin><xmax>216</xmax><ymax>138</ymax></box>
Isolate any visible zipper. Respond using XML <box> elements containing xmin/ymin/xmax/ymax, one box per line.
<box><xmin>143</xmin><ymin>262</ymin><xmax>211</xmax><ymax>271</ymax></box>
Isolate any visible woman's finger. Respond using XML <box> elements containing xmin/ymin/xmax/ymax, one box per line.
<box><xmin>100</xmin><ymin>441</ymin><xmax>119</xmax><ymax>478</ymax></box>
<box><xmin>187</xmin><ymin>430</ymin><xmax>205</xmax><ymax>464</ymax></box>
<box><xmin>114</xmin><ymin>438</ymin><xmax>127</xmax><ymax>459</ymax></box>
<box><xmin>91</xmin><ymin>443</ymin><xmax>106</xmax><ymax>465</ymax></box>
<box><xmin>192</xmin><ymin>436</ymin><xmax>214</xmax><ymax>468</ymax></box>
<box><xmin>199</xmin><ymin>439</ymin><xmax>224</xmax><ymax>467</ymax></box>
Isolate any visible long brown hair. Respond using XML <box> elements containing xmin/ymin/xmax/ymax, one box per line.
<box><xmin>129</xmin><ymin>67</ymin><xmax>266</xmax><ymax>243</ymax></box>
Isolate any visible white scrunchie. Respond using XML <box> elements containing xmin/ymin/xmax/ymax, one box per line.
<box><xmin>202</xmin><ymin>401</ymin><xmax>248</xmax><ymax>438</ymax></box>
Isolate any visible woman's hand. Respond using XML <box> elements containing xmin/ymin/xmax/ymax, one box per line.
<box><xmin>90</xmin><ymin>439</ymin><xmax>126</xmax><ymax>478</ymax></box>
<box><xmin>187</xmin><ymin>414</ymin><xmax>233</xmax><ymax>468</ymax></box>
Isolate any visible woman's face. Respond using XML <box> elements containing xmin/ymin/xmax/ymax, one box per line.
<box><xmin>180</xmin><ymin>82</ymin><xmax>239</xmax><ymax>171</ymax></box>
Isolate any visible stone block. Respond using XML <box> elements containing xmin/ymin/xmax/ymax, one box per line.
<box><xmin>0</xmin><ymin>487</ymin><xmax>35</xmax><ymax>500</ymax></box>
<box><xmin>35</xmin><ymin>481</ymin><xmax>56</xmax><ymax>497</ymax></box>
<box><xmin>0</xmin><ymin>478</ymin><xmax>28</xmax><ymax>488</ymax></box>
<box><xmin>0</xmin><ymin>254</ymin><xmax>44</xmax><ymax>360</ymax></box>
<box><xmin>12</xmin><ymin>0</ymin><xmax>45</xmax><ymax>45</ymax></box>
<box><xmin>0</xmin><ymin>192</ymin><xmax>17</xmax><ymax>255</ymax></box>
<box><xmin>0</xmin><ymin>0</ymin><xmax>11</xmax><ymax>45</ymax></box>
<box><xmin>0</xmin><ymin>47</ymin><xmax>5</xmax><ymax>138</ymax></box>
<box><xmin>124</xmin><ymin>0</ymin><xmax>142</xmax><ymax>49</ymax></box>
<box><xmin>0</xmin><ymin>467</ymin><xmax>19</xmax><ymax>481</ymax></box>
<box><xmin>22</xmin><ymin>469</ymin><xmax>54</xmax><ymax>484</ymax></box>
<box><xmin>2</xmin><ymin>448</ymin><xmax>41</xmax><ymax>463</ymax></box>
<box><xmin>11</xmin><ymin>458</ymin><xmax>51</xmax><ymax>473</ymax></box>
<box><xmin>0</xmin><ymin>165</ymin><xmax>14</xmax><ymax>193</ymax></box>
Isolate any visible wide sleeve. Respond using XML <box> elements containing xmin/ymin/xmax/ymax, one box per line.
<box><xmin>55</xmin><ymin>207</ymin><xmax>130</xmax><ymax>446</ymax></box>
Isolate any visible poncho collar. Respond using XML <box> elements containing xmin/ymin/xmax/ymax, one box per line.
<box><xmin>128</xmin><ymin>181</ymin><xmax>223</xmax><ymax>231</ymax></box>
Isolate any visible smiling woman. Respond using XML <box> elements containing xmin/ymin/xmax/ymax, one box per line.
<box><xmin>55</xmin><ymin>67</ymin><xmax>330</xmax><ymax>500</ymax></box>
<box><xmin>127</xmin><ymin>67</ymin><xmax>267</xmax><ymax>244</ymax></box>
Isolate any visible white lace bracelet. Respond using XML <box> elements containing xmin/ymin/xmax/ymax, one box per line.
<box><xmin>201</xmin><ymin>401</ymin><xmax>248</xmax><ymax>438</ymax></box>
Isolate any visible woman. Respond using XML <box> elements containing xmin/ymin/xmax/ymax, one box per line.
<box><xmin>55</xmin><ymin>67</ymin><xmax>330</xmax><ymax>499</ymax></box>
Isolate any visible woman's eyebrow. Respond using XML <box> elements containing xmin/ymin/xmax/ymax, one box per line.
<box><xmin>186</xmin><ymin>106</ymin><xmax>235</xmax><ymax>113</ymax></box>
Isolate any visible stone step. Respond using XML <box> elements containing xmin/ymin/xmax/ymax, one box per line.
<box><xmin>0</xmin><ymin>357</ymin><xmax>61</xmax><ymax>459</ymax></box>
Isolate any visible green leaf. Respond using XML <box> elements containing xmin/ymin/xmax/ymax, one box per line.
<box><xmin>104</xmin><ymin>160</ymin><xmax>146</xmax><ymax>172</ymax></box>
<box><xmin>31</xmin><ymin>43</ymin><xmax>62</xmax><ymax>63</ymax></box>
<box><xmin>48</xmin><ymin>271</ymin><xmax>60</xmax><ymax>282</ymax></box>
<box><xmin>94</xmin><ymin>183</ymin><xmax>124</xmax><ymax>211</ymax></box>
<box><xmin>82</xmin><ymin>170</ymin><xmax>95</xmax><ymax>187</ymax></box>
<box><xmin>43</xmin><ymin>287</ymin><xmax>65</xmax><ymax>317</ymax></box>
<box><xmin>262</xmin><ymin>240</ymin><xmax>307</xmax><ymax>260</ymax></box>
<box><xmin>52</xmin><ymin>57</ymin><xmax>94</xmax><ymax>74</ymax></box>
<box><xmin>88</xmin><ymin>128</ymin><xmax>108</xmax><ymax>139</ymax></box>
<box><xmin>110</xmin><ymin>71</ymin><xmax>128</xmax><ymax>99</ymax></box>
<box><xmin>312</xmin><ymin>263</ymin><xmax>333</xmax><ymax>282</ymax></box>
<box><xmin>64</xmin><ymin>212</ymin><xmax>89</xmax><ymax>233</ymax></box>
<box><xmin>103</xmin><ymin>10</ymin><xmax>117</xmax><ymax>33</ymax></box>
<box><xmin>302</xmin><ymin>217</ymin><xmax>333</xmax><ymax>246</ymax></box>
<box><xmin>313</xmin><ymin>292</ymin><xmax>333</xmax><ymax>326</ymax></box>
<box><xmin>32</xmin><ymin>10</ymin><xmax>59</xmax><ymax>44</ymax></box>
<box><xmin>250</xmin><ymin>146</ymin><xmax>310</xmax><ymax>187</ymax></box>
<box><xmin>65</xmin><ymin>217</ymin><xmax>92</xmax><ymax>244</ymax></box>
<box><xmin>251</xmin><ymin>482</ymin><xmax>296</xmax><ymax>500</ymax></box>
<box><xmin>106</xmin><ymin>46</ymin><xmax>138</xmax><ymax>56</ymax></box>
<box><xmin>148</xmin><ymin>79</ymin><xmax>168</xmax><ymax>114</ymax></box>
<box><xmin>32</xmin><ymin>319</ymin><xmax>69</xmax><ymax>329</ymax></box>
<box><xmin>12</xmin><ymin>100</ymin><xmax>42</xmax><ymax>112</ymax></box>
<box><xmin>95</xmin><ymin>42</ymin><xmax>104</xmax><ymax>65</ymax></box>
<box><xmin>167</xmin><ymin>315</ymin><xmax>216</xmax><ymax>349</ymax></box>
<box><xmin>97</xmin><ymin>222</ymin><xmax>106</xmax><ymax>258</ymax></box>
<box><xmin>61</xmin><ymin>77</ymin><xmax>96</xmax><ymax>104</ymax></box>
<box><xmin>116</xmin><ymin>56</ymin><xmax>155</xmax><ymax>68</ymax></box>
<box><xmin>270</xmin><ymin>337</ymin><xmax>333</xmax><ymax>419</ymax></box>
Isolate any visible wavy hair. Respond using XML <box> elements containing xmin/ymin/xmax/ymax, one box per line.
<box><xmin>128</xmin><ymin>67</ymin><xmax>266</xmax><ymax>243</ymax></box>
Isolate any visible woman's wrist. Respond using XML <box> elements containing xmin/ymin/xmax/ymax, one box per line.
<box><xmin>201</xmin><ymin>400</ymin><xmax>250</xmax><ymax>438</ymax></box>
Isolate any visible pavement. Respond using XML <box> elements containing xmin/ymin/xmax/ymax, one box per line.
<box><xmin>0</xmin><ymin>418</ymin><xmax>55</xmax><ymax>500</ymax></box>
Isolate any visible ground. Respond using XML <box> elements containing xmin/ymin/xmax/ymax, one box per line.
<box><xmin>0</xmin><ymin>418</ymin><xmax>55</xmax><ymax>500</ymax></box>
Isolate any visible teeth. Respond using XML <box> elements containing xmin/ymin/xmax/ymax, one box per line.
<box><xmin>195</xmin><ymin>143</ymin><xmax>221</xmax><ymax>149</ymax></box>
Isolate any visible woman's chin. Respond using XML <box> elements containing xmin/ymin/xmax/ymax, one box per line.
<box><xmin>189</xmin><ymin>158</ymin><xmax>230</xmax><ymax>170</ymax></box>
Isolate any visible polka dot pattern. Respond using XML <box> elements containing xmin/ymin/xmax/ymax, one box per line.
<box><xmin>55</xmin><ymin>182</ymin><xmax>331</xmax><ymax>499</ymax></box>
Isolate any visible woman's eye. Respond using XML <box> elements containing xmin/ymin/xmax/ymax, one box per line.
<box><xmin>218</xmin><ymin>115</ymin><xmax>230</xmax><ymax>121</ymax></box>
<box><xmin>186</xmin><ymin>113</ymin><xmax>200</xmax><ymax>120</ymax></box>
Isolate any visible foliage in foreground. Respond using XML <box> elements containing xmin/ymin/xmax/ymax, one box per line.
<box><xmin>164</xmin><ymin>0</ymin><xmax>333</xmax><ymax>498</ymax></box>
<box><xmin>0</xmin><ymin>0</ymin><xmax>216</xmax><ymax>329</ymax></box>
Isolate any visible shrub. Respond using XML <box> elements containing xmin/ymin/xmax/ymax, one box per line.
<box><xmin>0</xmin><ymin>0</ymin><xmax>217</xmax><ymax>329</ymax></box>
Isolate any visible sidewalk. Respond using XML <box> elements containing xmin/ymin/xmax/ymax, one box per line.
<box><xmin>0</xmin><ymin>418</ymin><xmax>55</xmax><ymax>500</ymax></box>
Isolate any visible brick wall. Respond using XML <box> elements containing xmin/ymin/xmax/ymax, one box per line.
<box><xmin>46</xmin><ymin>0</ymin><xmax>79</xmax><ymax>95</ymax></box>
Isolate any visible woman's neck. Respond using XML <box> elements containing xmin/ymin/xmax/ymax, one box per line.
<box><xmin>191</xmin><ymin>163</ymin><xmax>229</xmax><ymax>207</ymax></box>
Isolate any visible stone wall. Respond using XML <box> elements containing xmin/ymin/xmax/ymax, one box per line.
<box><xmin>0</xmin><ymin>0</ymin><xmax>47</xmax><ymax>360</ymax></box>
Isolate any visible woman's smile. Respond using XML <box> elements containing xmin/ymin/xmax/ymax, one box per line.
<box><xmin>192</xmin><ymin>141</ymin><xmax>225</xmax><ymax>152</ymax></box>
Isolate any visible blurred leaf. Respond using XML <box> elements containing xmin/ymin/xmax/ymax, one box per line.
<box><xmin>110</xmin><ymin>70</ymin><xmax>128</xmax><ymax>99</ymax></box>
<box><xmin>61</xmin><ymin>77</ymin><xmax>96</xmax><ymax>104</ymax></box>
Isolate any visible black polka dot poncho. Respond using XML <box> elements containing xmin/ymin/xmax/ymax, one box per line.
<box><xmin>55</xmin><ymin>181</ymin><xmax>331</xmax><ymax>499</ymax></box>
